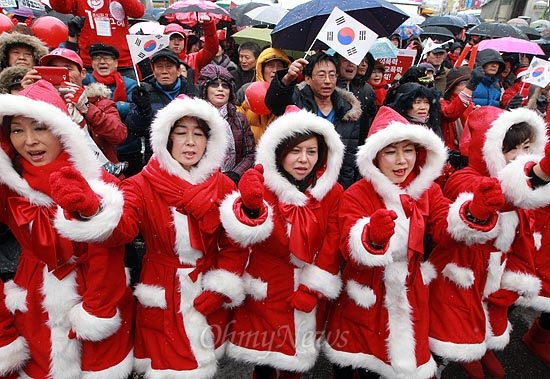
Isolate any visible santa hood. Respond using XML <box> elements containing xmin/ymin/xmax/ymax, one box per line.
<box><xmin>0</xmin><ymin>80</ymin><xmax>105</xmax><ymax>206</ymax></box>
<box><xmin>466</xmin><ymin>106</ymin><xmax>547</xmax><ymax>177</ymax></box>
<box><xmin>255</xmin><ymin>108</ymin><xmax>345</xmax><ymax>205</ymax></box>
<box><xmin>357</xmin><ymin>106</ymin><xmax>447</xmax><ymax>201</ymax></box>
<box><xmin>149</xmin><ymin>95</ymin><xmax>228</xmax><ymax>184</ymax></box>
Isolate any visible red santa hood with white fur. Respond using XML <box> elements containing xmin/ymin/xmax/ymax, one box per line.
<box><xmin>357</xmin><ymin>106</ymin><xmax>447</xmax><ymax>202</ymax></box>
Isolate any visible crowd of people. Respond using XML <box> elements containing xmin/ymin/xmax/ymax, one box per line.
<box><xmin>1</xmin><ymin>3</ymin><xmax>550</xmax><ymax>379</ymax></box>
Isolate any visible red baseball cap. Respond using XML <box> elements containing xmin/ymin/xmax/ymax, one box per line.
<box><xmin>164</xmin><ymin>23</ymin><xmax>187</xmax><ymax>39</ymax></box>
<box><xmin>40</xmin><ymin>48</ymin><xmax>84</xmax><ymax>70</ymax></box>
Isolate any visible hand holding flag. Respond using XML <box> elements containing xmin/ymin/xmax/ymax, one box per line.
<box><xmin>316</xmin><ymin>7</ymin><xmax>378</xmax><ymax>66</ymax></box>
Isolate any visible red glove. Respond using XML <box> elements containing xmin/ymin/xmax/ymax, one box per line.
<box><xmin>366</xmin><ymin>209</ymin><xmax>397</xmax><ymax>247</ymax></box>
<box><xmin>486</xmin><ymin>288</ymin><xmax>519</xmax><ymax>307</ymax></box>
<box><xmin>538</xmin><ymin>141</ymin><xmax>550</xmax><ymax>176</ymax></box>
<box><xmin>49</xmin><ymin>166</ymin><xmax>100</xmax><ymax>217</ymax></box>
<box><xmin>468</xmin><ymin>177</ymin><xmax>505</xmax><ymax>221</ymax></box>
<box><xmin>239</xmin><ymin>164</ymin><xmax>265</xmax><ymax>210</ymax></box>
<box><xmin>193</xmin><ymin>291</ymin><xmax>229</xmax><ymax>316</ymax></box>
<box><xmin>180</xmin><ymin>181</ymin><xmax>214</xmax><ymax>220</ymax></box>
<box><xmin>288</xmin><ymin>285</ymin><xmax>318</xmax><ymax>313</ymax></box>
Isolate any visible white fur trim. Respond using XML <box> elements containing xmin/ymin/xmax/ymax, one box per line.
<box><xmin>428</xmin><ymin>337</ymin><xmax>486</xmax><ymax>362</ymax></box>
<box><xmin>41</xmin><ymin>268</ymin><xmax>82</xmax><ymax>379</ymax></box>
<box><xmin>201</xmin><ymin>269</ymin><xmax>245</xmax><ymax>307</ymax></box>
<box><xmin>4</xmin><ymin>280</ymin><xmax>27</xmax><ymax>313</ymax></box>
<box><xmin>446</xmin><ymin>193</ymin><xmax>500</xmax><ymax>245</ymax></box>
<box><xmin>483</xmin><ymin>107</ymin><xmax>547</xmax><ymax>177</ymax></box>
<box><xmin>485</xmin><ymin>321</ymin><xmax>512</xmax><ymax>351</ymax></box>
<box><xmin>300</xmin><ymin>263</ymin><xmax>341</xmax><ymax>300</ymax></box>
<box><xmin>346</xmin><ymin>280</ymin><xmax>377</xmax><ymax>309</ymax></box>
<box><xmin>242</xmin><ymin>273</ymin><xmax>267</xmax><ymax>301</ymax></box>
<box><xmin>176</xmin><ymin>269</ymin><xmax>217</xmax><ymax>378</ymax></box>
<box><xmin>534</xmin><ymin>232</ymin><xmax>542</xmax><ymax>250</ymax></box>
<box><xmin>171</xmin><ymin>208</ymin><xmax>203</xmax><ymax>265</ymax></box>
<box><xmin>134</xmin><ymin>355</ymin><xmax>217</xmax><ymax>379</ymax></box>
<box><xmin>219</xmin><ymin>191</ymin><xmax>274</xmax><ymax>247</ymax></box>
<box><xmin>133</xmin><ymin>283</ymin><xmax>167</xmax><ymax>309</ymax></box>
<box><xmin>442</xmin><ymin>263</ymin><xmax>475</xmax><ymax>289</ymax></box>
<box><xmin>501</xmin><ymin>270</ymin><xmax>541</xmax><ymax>298</ymax></box>
<box><xmin>226</xmin><ymin>311</ymin><xmax>319</xmax><ymax>372</ymax></box>
<box><xmin>357</xmin><ymin>121</ymin><xmax>447</xmax><ymax>201</ymax></box>
<box><xmin>150</xmin><ymin>96</ymin><xmax>227</xmax><ymax>184</ymax></box>
<box><xmin>384</xmin><ymin>261</ymin><xmax>419</xmax><ymax>376</ymax></box>
<box><xmin>348</xmin><ymin>217</ymin><xmax>393</xmax><ymax>267</ymax></box>
<box><xmin>82</xmin><ymin>349</ymin><xmax>133</xmax><ymax>379</ymax></box>
<box><xmin>0</xmin><ymin>336</ymin><xmax>29</xmax><ymax>376</ymax></box>
<box><xmin>54</xmin><ymin>180</ymin><xmax>124</xmax><ymax>242</ymax></box>
<box><xmin>492</xmin><ymin>211</ymin><xmax>518</xmax><ymax>252</ymax></box>
<box><xmin>420</xmin><ymin>261</ymin><xmax>437</xmax><ymax>285</ymax></box>
<box><xmin>256</xmin><ymin>109</ymin><xmax>345</xmax><ymax>204</ymax></box>
<box><xmin>68</xmin><ymin>303</ymin><xmax>121</xmax><ymax>341</ymax></box>
<box><xmin>323</xmin><ymin>341</ymin><xmax>437</xmax><ymax>379</ymax></box>
<box><xmin>498</xmin><ymin>155</ymin><xmax>550</xmax><ymax>209</ymax></box>
<box><xmin>515</xmin><ymin>295</ymin><xmax>550</xmax><ymax>312</ymax></box>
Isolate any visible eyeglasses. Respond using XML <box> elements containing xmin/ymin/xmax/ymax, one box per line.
<box><xmin>312</xmin><ymin>72</ymin><xmax>337</xmax><ymax>81</ymax></box>
<box><xmin>92</xmin><ymin>55</ymin><xmax>115</xmax><ymax>62</ymax></box>
<box><xmin>207</xmin><ymin>81</ymin><xmax>230</xmax><ymax>90</ymax></box>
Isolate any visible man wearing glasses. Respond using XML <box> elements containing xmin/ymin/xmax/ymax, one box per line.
<box><xmin>265</xmin><ymin>52</ymin><xmax>362</xmax><ymax>188</ymax></box>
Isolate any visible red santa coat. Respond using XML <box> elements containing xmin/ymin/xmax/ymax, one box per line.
<box><xmin>323</xmin><ymin>107</ymin><xmax>499</xmax><ymax>379</ymax></box>
<box><xmin>49</xmin><ymin>0</ymin><xmax>144</xmax><ymax>68</ymax></box>
<box><xmin>429</xmin><ymin>106</ymin><xmax>546</xmax><ymax>362</ymax></box>
<box><xmin>220</xmin><ymin>109</ymin><xmax>345</xmax><ymax>372</ymax></box>
<box><xmin>439</xmin><ymin>92</ymin><xmax>473</xmax><ymax>151</ymax></box>
<box><xmin>58</xmin><ymin>96</ymin><xmax>249</xmax><ymax>378</ymax></box>
<box><xmin>0</xmin><ymin>81</ymin><xmax>134</xmax><ymax>379</ymax></box>
<box><xmin>178</xmin><ymin>21</ymin><xmax>219</xmax><ymax>83</ymax></box>
<box><xmin>0</xmin><ymin>278</ymin><xmax>28</xmax><ymax>377</ymax></box>
<box><xmin>525</xmin><ymin>206</ymin><xmax>550</xmax><ymax>312</ymax></box>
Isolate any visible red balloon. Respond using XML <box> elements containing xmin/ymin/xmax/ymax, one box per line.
<box><xmin>31</xmin><ymin>16</ymin><xmax>68</xmax><ymax>49</ymax></box>
<box><xmin>0</xmin><ymin>14</ymin><xmax>14</xmax><ymax>34</ymax></box>
<box><xmin>245</xmin><ymin>81</ymin><xmax>270</xmax><ymax>115</ymax></box>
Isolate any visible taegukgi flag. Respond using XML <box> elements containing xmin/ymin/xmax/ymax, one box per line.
<box><xmin>522</xmin><ymin>57</ymin><xmax>550</xmax><ymax>88</ymax></box>
<box><xmin>126</xmin><ymin>34</ymin><xmax>171</xmax><ymax>64</ymax></box>
<box><xmin>317</xmin><ymin>7</ymin><xmax>378</xmax><ymax>66</ymax></box>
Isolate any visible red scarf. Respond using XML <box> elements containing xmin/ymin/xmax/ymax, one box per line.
<box><xmin>10</xmin><ymin>151</ymin><xmax>75</xmax><ymax>273</ymax></box>
<box><xmin>368</xmin><ymin>79</ymin><xmax>389</xmax><ymax>107</ymax></box>
<box><xmin>278</xmin><ymin>194</ymin><xmax>323</xmax><ymax>264</ymax></box>
<box><xmin>92</xmin><ymin>71</ymin><xmax>127</xmax><ymax>102</ymax></box>
<box><xmin>141</xmin><ymin>158</ymin><xmax>222</xmax><ymax>277</ymax></box>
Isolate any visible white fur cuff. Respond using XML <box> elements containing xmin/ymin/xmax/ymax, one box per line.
<box><xmin>220</xmin><ymin>191</ymin><xmax>274</xmax><ymax>247</ymax></box>
<box><xmin>69</xmin><ymin>302</ymin><xmax>121</xmax><ymax>341</ymax></box>
<box><xmin>202</xmin><ymin>269</ymin><xmax>245</xmax><ymax>307</ymax></box>
<box><xmin>300</xmin><ymin>263</ymin><xmax>342</xmax><ymax>300</ymax></box>
<box><xmin>348</xmin><ymin>217</ymin><xmax>393</xmax><ymax>267</ymax></box>
<box><xmin>0</xmin><ymin>336</ymin><xmax>29</xmax><ymax>376</ymax></box>
<box><xmin>54</xmin><ymin>180</ymin><xmax>124</xmax><ymax>242</ymax></box>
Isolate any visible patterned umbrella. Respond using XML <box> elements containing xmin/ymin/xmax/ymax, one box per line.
<box><xmin>160</xmin><ymin>0</ymin><xmax>231</xmax><ymax>27</ymax></box>
<box><xmin>467</xmin><ymin>22</ymin><xmax>528</xmax><ymax>40</ymax></box>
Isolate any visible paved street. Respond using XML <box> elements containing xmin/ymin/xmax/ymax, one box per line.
<box><xmin>217</xmin><ymin>306</ymin><xmax>548</xmax><ymax>379</ymax></box>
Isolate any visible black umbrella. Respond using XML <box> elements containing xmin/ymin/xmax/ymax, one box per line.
<box><xmin>421</xmin><ymin>26</ymin><xmax>455</xmax><ymax>41</ymax></box>
<box><xmin>230</xmin><ymin>2</ymin><xmax>269</xmax><ymax>27</ymax></box>
<box><xmin>421</xmin><ymin>15</ymin><xmax>467</xmax><ymax>35</ymax></box>
<box><xmin>516</xmin><ymin>25</ymin><xmax>542</xmax><ymax>40</ymax></box>
<box><xmin>534</xmin><ymin>38</ymin><xmax>550</xmax><ymax>59</ymax></box>
<box><xmin>467</xmin><ymin>22</ymin><xmax>528</xmax><ymax>40</ymax></box>
<box><xmin>456</xmin><ymin>13</ymin><xmax>481</xmax><ymax>28</ymax></box>
<box><xmin>271</xmin><ymin>0</ymin><xmax>409</xmax><ymax>52</ymax></box>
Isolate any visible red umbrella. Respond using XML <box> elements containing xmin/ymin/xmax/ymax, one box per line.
<box><xmin>477</xmin><ymin>37</ymin><xmax>545</xmax><ymax>55</ymax></box>
<box><xmin>160</xmin><ymin>0</ymin><xmax>231</xmax><ymax>27</ymax></box>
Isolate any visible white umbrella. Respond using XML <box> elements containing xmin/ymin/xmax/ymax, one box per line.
<box><xmin>245</xmin><ymin>5</ymin><xmax>288</xmax><ymax>26</ymax></box>
<box><xmin>129</xmin><ymin>21</ymin><xmax>165</xmax><ymax>35</ymax></box>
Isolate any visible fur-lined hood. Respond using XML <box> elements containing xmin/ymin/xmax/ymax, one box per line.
<box><xmin>356</xmin><ymin>106</ymin><xmax>447</xmax><ymax>201</ymax></box>
<box><xmin>296</xmin><ymin>81</ymin><xmax>362</xmax><ymax>122</ymax></box>
<box><xmin>0</xmin><ymin>65</ymin><xmax>29</xmax><ymax>93</ymax></box>
<box><xmin>0</xmin><ymin>80</ymin><xmax>106</xmax><ymax>205</ymax></box>
<box><xmin>0</xmin><ymin>32</ymin><xmax>49</xmax><ymax>69</ymax></box>
<box><xmin>255</xmin><ymin>108</ymin><xmax>344</xmax><ymax>205</ymax></box>
<box><xmin>465</xmin><ymin>106</ymin><xmax>547</xmax><ymax>177</ymax></box>
<box><xmin>149</xmin><ymin>95</ymin><xmax>228</xmax><ymax>184</ymax></box>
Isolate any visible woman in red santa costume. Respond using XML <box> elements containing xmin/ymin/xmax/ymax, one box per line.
<box><xmin>51</xmin><ymin>94</ymin><xmax>250</xmax><ymax>379</ymax></box>
<box><xmin>322</xmin><ymin>106</ymin><xmax>505</xmax><ymax>379</ymax></box>
<box><xmin>429</xmin><ymin>106</ymin><xmax>550</xmax><ymax>379</ymax></box>
<box><xmin>219</xmin><ymin>106</ymin><xmax>345</xmax><ymax>379</ymax></box>
<box><xmin>0</xmin><ymin>79</ymin><xmax>134</xmax><ymax>379</ymax></box>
